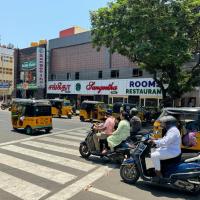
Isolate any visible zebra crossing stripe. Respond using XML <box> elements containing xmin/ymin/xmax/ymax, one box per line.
<box><xmin>1</xmin><ymin>145</ymin><xmax>95</xmax><ymax>172</ymax></box>
<box><xmin>22</xmin><ymin>141</ymin><xmax>80</xmax><ymax>156</ymax></box>
<box><xmin>38</xmin><ymin>137</ymin><xmax>80</xmax><ymax>147</ymax></box>
<box><xmin>88</xmin><ymin>187</ymin><xmax>134</xmax><ymax>200</ymax></box>
<box><xmin>0</xmin><ymin>153</ymin><xmax>76</xmax><ymax>184</ymax></box>
<box><xmin>0</xmin><ymin>171</ymin><xmax>49</xmax><ymax>200</ymax></box>
<box><xmin>53</xmin><ymin>134</ymin><xmax>84</xmax><ymax>141</ymax></box>
<box><xmin>45</xmin><ymin>165</ymin><xmax>114</xmax><ymax>200</ymax></box>
<box><xmin>66</xmin><ymin>130</ymin><xmax>88</xmax><ymax>137</ymax></box>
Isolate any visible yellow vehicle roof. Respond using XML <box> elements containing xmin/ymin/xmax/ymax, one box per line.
<box><xmin>12</xmin><ymin>99</ymin><xmax>51</xmax><ymax>106</ymax></box>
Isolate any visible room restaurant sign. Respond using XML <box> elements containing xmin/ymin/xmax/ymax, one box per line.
<box><xmin>126</xmin><ymin>79</ymin><xmax>162</xmax><ymax>96</ymax></box>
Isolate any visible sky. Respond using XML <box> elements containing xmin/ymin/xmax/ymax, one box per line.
<box><xmin>0</xmin><ymin>0</ymin><xmax>110</xmax><ymax>48</ymax></box>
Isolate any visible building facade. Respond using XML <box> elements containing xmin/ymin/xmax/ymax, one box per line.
<box><xmin>47</xmin><ymin>28</ymin><xmax>162</xmax><ymax>108</ymax></box>
<box><xmin>14</xmin><ymin>44</ymin><xmax>46</xmax><ymax>99</ymax></box>
<box><xmin>0</xmin><ymin>46</ymin><xmax>14</xmax><ymax>102</ymax></box>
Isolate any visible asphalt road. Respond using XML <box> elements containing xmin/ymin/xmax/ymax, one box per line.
<box><xmin>0</xmin><ymin>109</ymin><xmax>199</xmax><ymax>200</ymax></box>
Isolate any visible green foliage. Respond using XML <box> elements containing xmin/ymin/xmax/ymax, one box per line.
<box><xmin>90</xmin><ymin>0</ymin><xmax>200</xmax><ymax>103</ymax></box>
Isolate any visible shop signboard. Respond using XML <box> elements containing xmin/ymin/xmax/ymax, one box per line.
<box><xmin>0</xmin><ymin>82</ymin><xmax>9</xmax><ymax>89</ymax></box>
<box><xmin>74</xmin><ymin>80</ymin><xmax>119</xmax><ymax>95</ymax></box>
<box><xmin>47</xmin><ymin>78</ymin><xmax>162</xmax><ymax>96</ymax></box>
<box><xmin>126</xmin><ymin>79</ymin><xmax>162</xmax><ymax>96</ymax></box>
<box><xmin>47</xmin><ymin>81</ymin><xmax>72</xmax><ymax>94</ymax></box>
<box><xmin>36</xmin><ymin>47</ymin><xmax>45</xmax><ymax>88</ymax></box>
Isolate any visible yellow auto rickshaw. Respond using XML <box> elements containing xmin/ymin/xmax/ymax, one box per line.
<box><xmin>153</xmin><ymin>107</ymin><xmax>200</xmax><ymax>151</ymax></box>
<box><xmin>11</xmin><ymin>99</ymin><xmax>53</xmax><ymax>134</ymax></box>
<box><xmin>49</xmin><ymin>99</ymin><xmax>72</xmax><ymax>119</ymax></box>
<box><xmin>79</xmin><ymin>100</ymin><xmax>107</xmax><ymax>122</ymax></box>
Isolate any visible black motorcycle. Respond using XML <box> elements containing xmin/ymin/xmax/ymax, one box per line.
<box><xmin>1</xmin><ymin>102</ymin><xmax>11</xmax><ymax>110</ymax></box>
<box><xmin>79</xmin><ymin>125</ymin><xmax>137</xmax><ymax>163</ymax></box>
<box><xmin>120</xmin><ymin>134</ymin><xmax>200</xmax><ymax>193</ymax></box>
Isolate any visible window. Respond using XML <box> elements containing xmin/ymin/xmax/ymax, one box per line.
<box><xmin>98</xmin><ymin>71</ymin><xmax>102</xmax><ymax>79</ymax></box>
<box><xmin>75</xmin><ymin>72</ymin><xmax>79</xmax><ymax>80</ymax></box>
<box><xmin>66</xmin><ymin>73</ymin><xmax>71</xmax><ymax>80</ymax></box>
<box><xmin>132</xmin><ymin>69</ymin><xmax>143</xmax><ymax>77</ymax></box>
<box><xmin>111</xmin><ymin>70</ymin><xmax>119</xmax><ymax>78</ymax></box>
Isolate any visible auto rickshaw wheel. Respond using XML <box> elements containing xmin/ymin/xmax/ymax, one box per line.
<box><xmin>80</xmin><ymin>116</ymin><xmax>85</xmax><ymax>122</ymax></box>
<box><xmin>68</xmin><ymin>114</ymin><xmax>72</xmax><ymax>119</ymax></box>
<box><xmin>25</xmin><ymin>126</ymin><xmax>33</xmax><ymax>135</ymax></box>
<box><xmin>45</xmin><ymin>128</ymin><xmax>51</xmax><ymax>133</ymax></box>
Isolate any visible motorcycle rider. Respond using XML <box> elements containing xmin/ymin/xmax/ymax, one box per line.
<box><xmin>93</xmin><ymin>110</ymin><xmax>115</xmax><ymax>153</ymax></box>
<box><xmin>129</xmin><ymin>108</ymin><xmax>142</xmax><ymax>138</ymax></box>
<box><xmin>149</xmin><ymin>115</ymin><xmax>181</xmax><ymax>181</ymax></box>
<box><xmin>105</xmin><ymin>111</ymin><xmax>130</xmax><ymax>154</ymax></box>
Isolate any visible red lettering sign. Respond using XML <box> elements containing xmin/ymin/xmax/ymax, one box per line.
<box><xmin>48</xmin><ymin>82</ymin><xmax>71</xmax><ymax>93</ymax></box>
<box><xmin>86</xmin><ymin>81</ymin><xmax>118</xmax><ymax>94</ymax></box>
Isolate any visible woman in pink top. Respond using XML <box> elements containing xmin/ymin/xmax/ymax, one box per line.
<box><xmin>93</xmin><ymin>111</ymin><xmax>115</xmax><ymax>152</ymax></box>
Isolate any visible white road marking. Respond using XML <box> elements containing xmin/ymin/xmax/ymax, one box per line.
<box><xmin>63</xmin><ymin>131</ymin><xmax>88</xmax><ymax>137</ymax></box>
<box><xmin>1</xmin><ymin>145</ymin><xmax>95</xmax><ymax>172</ymax></box>
<box><xmin>0</xmin><ymin>171</ymin><xmax>49</xmax><ymax>200</ymax></box>
<box><xmin>0</xmin><ymin>152</ymin><xmax>76</xmax><ymax>184</ymax></box>
<box><xmin>22</xmin><ymin>141</ymin><xmax>80</xmax><ymax>156</ymax></box>
<box><xmin>45</xmin><ymin>165</ymin><xmax>114</xmax><ymax>200</ymax></box>
<box><xmin>0</xmin><ymin>127</ymin><xmax>84</xmax><ymax>147</ymax></box>
<box><xmin>38</xmin><ymin>137</ymin><xmax>80</xmax><ymax>147</ymax></box>
<box><xmin>54</xmin><ymin>134</ymin><xmax>84</xmax><ymax>141</ymax></box>
<box><xmin>88</xmin><ymin>187</ymin><xmax>133</xmax><ymax>200</ymax></box>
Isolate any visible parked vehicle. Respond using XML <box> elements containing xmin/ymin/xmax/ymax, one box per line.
<box><xmin>49</xmin><ymin>99</ymin><xmax>72</xmax><ymax>119</ymax></box>
<box><xmin>79</xmin><ymin>124</ymin><xmax>135</xmax><ymax>163</ymax></box>
<box><xmin>153</xmin><ymin>107</ymin><xmax>200</xmax><ymax>151</ymax></box>
<box><xmin>120</xmin><ymin>134</ymin><xmax>200</xmax><ymax>193</ymax></box>
<box><xmin>11</xmin><ymin>99</ymin><xmax>52</xmax><ymax>134</ymax></box>
<box><xmin>79</xmin><ymin>100</ymin><xmax>107</xmax><ymax>122</ymax></box>
<box><xmin>1</xmin><ymin>102</ymin><xmax>11</xmax><ymax>110</ymax></box>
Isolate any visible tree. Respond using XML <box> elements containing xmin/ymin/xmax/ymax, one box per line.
<box><xmin>90</xmin><ymin>0</ymin><xmax>200</xmax><ymax>106</ymax></box>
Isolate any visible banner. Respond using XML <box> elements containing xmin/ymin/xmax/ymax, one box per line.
<box><xmin>36</xmin><ymin>47</ymin><xmax>45</xmax><ymax>88</ymax></box>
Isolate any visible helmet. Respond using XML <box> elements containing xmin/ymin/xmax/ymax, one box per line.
<box><xmin>130</xmin><ymin>108</ymin><xmax>138</xmax><ymax>117</ymax></box>
<box><xmin>158</xmin><ymin>115</ymin><xmax>177</xmax><ymax>130</ymax></box>
<box><xmin>105</xmin><ymin>109</ymin><xmax>112</xmax><ymax>115</ymax></box>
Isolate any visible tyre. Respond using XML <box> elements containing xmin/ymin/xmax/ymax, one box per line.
<box><xmin>1</xmin><ymin>105</ymin><xmax>5</xmax><ymax>110</ymax></box>
<box><xmin>68</xmin><ymin>114</ymin><xmax>72</xmax><ymax>119</ymax></box>
<box><xmin>45</xmin><ymin>128</ymin><xmax>51</xmax><ymax>133</ymax></box>
<box><xmin>25</xmin><ymin>126</ymin><xmax>33</xmax><ymax>135</ymax></box>
<box><xmin>120</xmin><ymin>164</ymin><xmax>139</xmax><ymax>184</ymax></box>
<box><xmin>80</xmin><ymin>116</ymin><xmax>85</xmax><ymax>122</ymax></box>
<box><xmin>79</xmin><ymin>143</ymin><xmax>91</xmax><ymax>158</ymax></box>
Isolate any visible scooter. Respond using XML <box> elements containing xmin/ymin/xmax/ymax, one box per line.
<box><xmin>120</xmin><ymin>134</ymin><xmax>200</xmax><ymax>193</ymax></box>
<box><xmin>79</xmin><ymin>125</ymin><xmax>137</xmax><ymax>163</ymax></box>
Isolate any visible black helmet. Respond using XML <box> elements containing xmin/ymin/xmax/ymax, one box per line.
<box><xmin>105</xmin><ymin>109</ymin><xmax>112</xmax><ymax>115</ymax></box>
<box><xmin>130</xmin><ymin>108</ymin><xmax>138</xmax><ymax>116</ymax></box>
<box><xmin>158</xmin><ymin>115</ymin><xmax>177</xmax><ymax>129</ymax></box>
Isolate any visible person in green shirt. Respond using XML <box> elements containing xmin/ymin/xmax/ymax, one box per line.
<box><xmin>102</xmin><ymin>111</ymin><xmax>130</xmax><ymax>154</ymax></box>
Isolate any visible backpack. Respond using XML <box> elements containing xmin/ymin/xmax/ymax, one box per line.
<box><xmin>182</xmin><ymin>132</ymin><xmax>197</xmax><ymax>147</ymax></box>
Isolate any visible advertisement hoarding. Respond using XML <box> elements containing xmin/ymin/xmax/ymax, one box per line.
<box><xmin>47</xmin><ymin>78</ymin><xmax>162</xmax><ymax>96</ymax></box>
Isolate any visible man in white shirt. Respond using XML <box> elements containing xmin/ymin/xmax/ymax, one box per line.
<box><xmin>150</xmin><ymin>115</ymin><xmax>181</xmax><ymax>179</ymax></box>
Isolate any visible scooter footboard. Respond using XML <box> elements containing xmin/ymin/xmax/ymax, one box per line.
<box><xmin>121</xmin><ymin>158</ymin><xmax>136</xmax><ymax>165</ymax></box>
<box><xmin>171</xmin><ymin>171</ymin><xmax>200</xmax><ymax>180</ymax></box>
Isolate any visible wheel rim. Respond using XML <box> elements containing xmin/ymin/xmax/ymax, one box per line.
<box><xmin>123</xmin><ymin>165</ymin><xmax>138</xmax><ymax>180</ymax></box>
<box><xmin>26</xmin><ymin>127</ymin><xmax>32</xmax><ymax>134</ymax></box>
<box><xmin>81</xmin><ymin>144</ymin><xmax>89</xmax><ymax>155</ymax></box>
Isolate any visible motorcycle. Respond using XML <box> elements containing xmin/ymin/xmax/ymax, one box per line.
<box><xmin>1</xmin><ymin>102</ymin><xmax>11</xmax><ymax>110</ymax></box>
<box><xmin>120</xmin><ymin>134</ymin><xmax>200</xmax><ymax>193</ymax></box>
<box><xmin>79</xmin><ymin>124</ymin><xmax>138</xmax><ymax>163</ymax></box>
